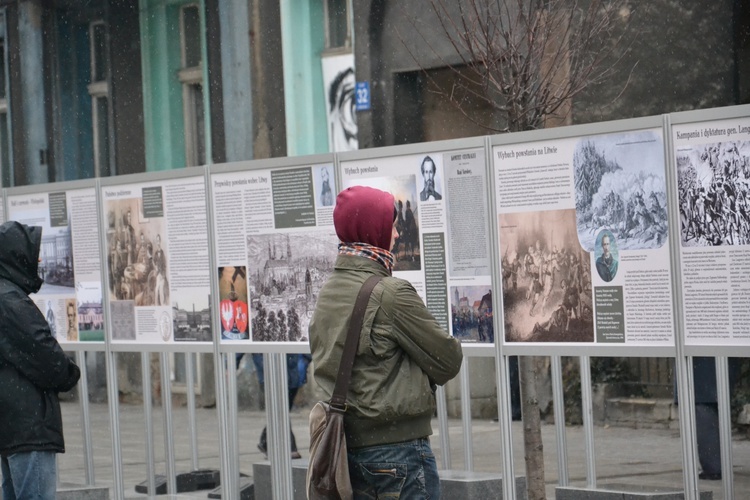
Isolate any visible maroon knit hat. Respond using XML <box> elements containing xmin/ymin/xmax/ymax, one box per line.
<box><xmin>333</xmin><ymin>186</ymin><xmax>395</xmax><ymax>250</ymax></box>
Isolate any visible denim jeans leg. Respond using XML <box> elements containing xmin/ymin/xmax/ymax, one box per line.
<box><xmin>2</xmin><ymin>455</ymin><xmax>15</xmax><ymax>500</ymax></box>
<box><xmin>418</xmin><ymin>439</ymin><xmax>440</xmax><ymax>499</ymax></box>
<box><xmin>2</xmin><ymin>451</ymin><xmax>57</xmax><ymax>500</ymax></box>
<box><xmin>348</xmin><ymin>438</ymin><xmax>440</xmax><ymax>499</ymax></box>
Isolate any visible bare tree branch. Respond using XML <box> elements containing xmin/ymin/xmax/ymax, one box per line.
<box><xmin>398</xmin><ymin>2</ymin><xmax>635</xmax><ymax>497</ymax></box>
<box><xmin>402</xmin><ymin>0</ymin><xmax>632</xmax><ymax>132</ymax></box>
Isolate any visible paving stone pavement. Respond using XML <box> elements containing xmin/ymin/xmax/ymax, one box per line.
<box><xmin>57</xmin><ymin>401</ymin><xmax>750</xmax><ymax>499</ymax></box>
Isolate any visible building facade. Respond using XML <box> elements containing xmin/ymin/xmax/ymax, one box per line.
<box><xmin>0</xmin><ymin>0</ymin><xmax>748</xmax><ymax>406</ymax></box>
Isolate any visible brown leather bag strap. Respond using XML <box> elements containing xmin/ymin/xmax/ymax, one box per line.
<box><xmin>329</xmin><ymin>275</ymin><xmax>382</xmax><ymax>410</ymax></box>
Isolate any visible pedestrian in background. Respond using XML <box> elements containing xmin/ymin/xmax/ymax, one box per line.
<box><xmin>692</xmin><ymin>356</ymin><xmax>740</xmax><ymax>481</ymax></box>
<box><xmin>250</xmin><ymin>352</ymin><xmax>311</xmax><ymax>459</ymax></box>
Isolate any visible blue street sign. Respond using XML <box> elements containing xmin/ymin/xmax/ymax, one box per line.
<box><xmin>355</xmin><ymin>81</ymin><xmax>371</xmax><ymax>111</ymax></box>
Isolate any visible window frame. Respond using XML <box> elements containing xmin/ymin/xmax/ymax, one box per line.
<box><xmin>87</xmin><ymin>19</ymin><xmax>111</xmax><ymax>178</ymax></box>
<box><xmin>323</xmin><ymin>0</ymin><xmax>352</xmax><ymax>52</ymax></box>
<box><xmin>178</xmin><ymin>3</ymin><xmax>205</xmax><ymax>167</ymax></box>
<box><xmin>0</xmin><ymin>10</ymin><xmax>12</xmax><ymax>188</ymax></box>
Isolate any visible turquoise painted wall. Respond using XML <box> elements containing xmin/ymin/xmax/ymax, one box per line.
<box><xmin>280</xmin><ymin>0</ymin><xmax>328</xmax><ymax>156</ymax></box>
<box><xmin>140</xmin><ymin>0</ymin><xmax>206</xmax><ymax>171</ymax></box>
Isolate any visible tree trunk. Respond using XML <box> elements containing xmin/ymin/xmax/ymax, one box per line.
<box><xmin>520</xmin><ymin>355</ymin><xmax>546</xmax><ymax>500</ymax></box>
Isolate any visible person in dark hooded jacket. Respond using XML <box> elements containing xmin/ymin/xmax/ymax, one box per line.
<box><xmin>0</xmin><ymin>221</ymin><xmax>81</xmax><ymax>499</ymax></box>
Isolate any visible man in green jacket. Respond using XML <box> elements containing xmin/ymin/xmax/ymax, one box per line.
<box><xmin>309</xmin><ymin>186</ymin><xmax>463</xmax><ymax>499</ymax></box>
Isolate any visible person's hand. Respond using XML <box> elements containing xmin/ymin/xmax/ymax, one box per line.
<box><xmin>57</xmin><ymin>362</ymin><xmax>81</xmax><ymax>393</ymax></box>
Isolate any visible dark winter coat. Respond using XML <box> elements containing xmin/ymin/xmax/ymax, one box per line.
<box><xmin>693</xmin><ymin>356</ymin><xmax>741</xmax><ymax>404</ymax></box>
<box><xmin>0</xmin><ymin>221</ymin><xmax>80</xmax><ymax>456</ymax></box>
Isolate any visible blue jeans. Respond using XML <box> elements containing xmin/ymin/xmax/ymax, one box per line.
<box><xmin>348</xmin><ymin>438</ymin><xmax>440</xmax><ymax>499</ymax></box>
<box><xmin>1</xmin><ymin>451</ymin><xmax>57</xmax><ymax>500</ymax></box>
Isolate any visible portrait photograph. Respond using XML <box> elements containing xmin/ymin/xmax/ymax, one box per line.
<box><xmin>594</xmin><ymin>229</ymin><xmax>619</xmax><ymax>283</ymax></box>
<box><xmin>418</xmin><ymin>155</ymin><xmax>443</xmax><ymax>202</ymax></box>
<box><xmin>315</xmin><ymin>165</ymin><xmax>335</xmax><ymax>207</ymax></box>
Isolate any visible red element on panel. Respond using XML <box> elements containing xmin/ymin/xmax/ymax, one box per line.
<box><xmin>234</xmin><ymin>301</ymin><xmax>249</xmax><ymax>333</ymax></box>
<box><xmin>220</xmin><ymin>298</ymin><xmax>235</xmax><ymax>332</ymax></box>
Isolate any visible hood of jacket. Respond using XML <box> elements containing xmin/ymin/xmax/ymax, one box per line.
<box><xmin>0</xmin><ymin>221</ymin><xmax>44</xmax><ymax>294</ymax></box>
<box><xmin>333</xmin><ymin>185</ymin><xmax>395</xmax><ymax>250</ymax></box>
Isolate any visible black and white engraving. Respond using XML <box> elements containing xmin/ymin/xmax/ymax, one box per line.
<box><xmin>574</xmin><ymin>131</ymin><xmax>668</xmax><ymax>250</ymax></box>
<box><xmin>246</xmin><ymin>232</ymin><xmax>338</xmax><ymax>342</ymax></box>
<box><xmin>677</xmin><ymin>140</ymin><xmax>750</xmax><ymax>246</ymax></box>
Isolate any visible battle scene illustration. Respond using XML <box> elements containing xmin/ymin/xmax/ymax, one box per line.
<box><xmin>450</xmin><ymin>286</ymin><xmax>494</xmax><ymax>343</ymax></box>
<box><xmin>345</xmin><ymin>174</ymin><xmax>421</xmax><ymax>271</ymax></box>
<box><xmin>677</xmin><ymin>140</ymin><xmax>750</xmax><ymax>246</ymax></box>
<box><xmin>391</xmin><ymin>195</ymin><xmax>421</xmax><ymax>271</ymax></box>
<box><xmin>246</xmin><ymin>231</ymin><xmax>338</xmax><ymax>342</ymax></box>
<box><xmin>574</xmin><ymin>131</ymin><xmax>668</xmax><ymax>251</ymax></box>
<box><xmin>500</xmin><ymin>209</ymin><xmax>594</xmax><ymax>343</ymax></box>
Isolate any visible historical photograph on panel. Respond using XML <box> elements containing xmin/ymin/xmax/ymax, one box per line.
<box><xmin>392</xmin><ymin>176</ymin><xmax>421</xmax><ymax>271</ymax></box>
<box><xmin>450</xmin><ymin>286</ymin><xmax>494</xmax><ymax>343</ymax></box>
<box><xmin>594</xmin><ymin>229</ymin><xmax>620</xmax><ymax>282</ymax></box>
<box><xmin>418</xmin><ymin>155</ymin><xmax>443</xmax><ymax>202</ymax></box>
<box><xmin>77</xmin><ymin>284</ymin><xmax>104</xmax><ymax>342</ymax></box>
<box><xmin>676</xmin><ymin>140</ymin><xmax>750</xmax><ymax>246</ymax></box>
<box><xmin>246</xmin><ymin>231</ymin><xmax>338</xmax><ymax>342</ymax></box>
<box><xmin>43</xmin><ymin>299</ymin><xmax>58</xmax><ymax>338</ymax></box>
<box><xmin>500</xmin><ymin>209</ymin><xmax>594</xmax><ymax>343</ymax></box>
<box><xmin>315</xmin><ymin>165</ymin><xmax>335</xmax><ymax>207</ymax></box>
<box><xmin>574</xmin><ymin>130</ymin><xmax>668</xmax><ymax>251</ymax></box>
<box><xmin>173</xmin><ymin>290</ymin><xmax>212</xmax><ymax>342</ymax></box>
<box><xmin>218</xmin><ymin>266</ymin><xmax>249</xmax><ymax>340</ymax></box>
<box><xmin>64</xmin><ymin>298</ymin><xmax>79</xmax><ymax>341</ymax></box>
<box><xmin>349</xmin><ymin>175</ymin><xmax>421</xmax><ymax>271</ymax></box>
<box><xmin>38</xmin><ymin>220</ymin><xmax>74</xmax><ymax>293</ymax></box>
<box><xmin>105</xmin><ymin>199</ymin><xmax>169</xmax><ymax>307</ymax></box>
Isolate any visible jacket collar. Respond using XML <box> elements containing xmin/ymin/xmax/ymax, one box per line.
<box><xmin>334</xmin><ymin>254</ymin><xmax>391</xmax><ymax>277</ymax></box>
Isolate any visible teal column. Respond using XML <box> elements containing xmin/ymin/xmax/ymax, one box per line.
<box><xmin>280</xmin><ymin>0</ymin><xmax>328</xmax><ymax>156</ymax></box>
<box><xmin>140</xmin><ymin>0</ymin><xmax>207</xmax><ymax>171</ymax></box>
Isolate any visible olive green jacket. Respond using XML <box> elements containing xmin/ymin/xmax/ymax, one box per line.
<box><xmin>309</xmin><ymin>254</ymin><xmax>463</xmax><ymax>448</ymax></box>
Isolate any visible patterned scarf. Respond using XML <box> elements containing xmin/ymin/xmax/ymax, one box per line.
<box><xmin>338</xmin><ymin>242</ymin><xmax>394</xmax><ymax>274</ymax></box>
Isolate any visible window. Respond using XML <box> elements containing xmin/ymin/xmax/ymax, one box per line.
<box><xmin>88</xmin><ymin>20</ymin><xmax>111</xmax><ymax>177</ymax></box>
<box><xmin>324</xmin><ymin>0</ymin><xmax>351</xmax><ymax>50</ymax></box>
<box><xmin>179</xmin><ymin>4</ymin><xmax>205</xmax><ymax>167</ymax></box>
<box><xmin>0</xmin><ymin>13</ymin><xmax>12</xmax><ymax>188</ymax></box>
